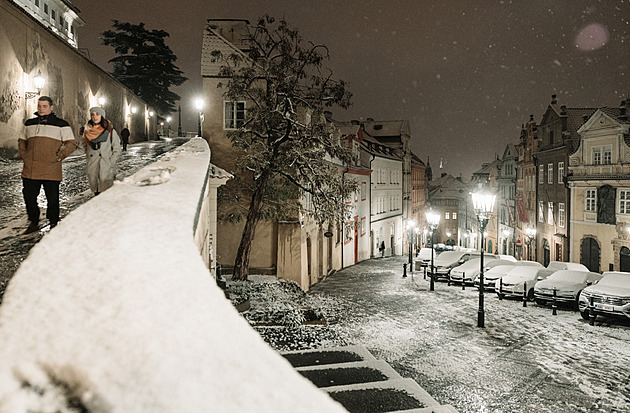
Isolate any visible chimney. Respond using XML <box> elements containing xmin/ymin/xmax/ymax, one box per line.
<box><xmin>323</xmin><ymin>111</ymin><xmax>332</xmax><ymax>121</ymax></box>
<box><xmin>551</xmin><ymin>94</ymin><xmax>557</xmax><ymax>105</ymax></box>
<box><xmin>620</xmin><ymin>99</ymin><xmax>628</xmax><ymax>121</ymax></box>
<box><xmin>560</xmin><ymin>105</ymin><xmax>567</xmax><ymax>116</ymax></box>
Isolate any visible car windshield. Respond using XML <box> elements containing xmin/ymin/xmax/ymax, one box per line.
<box><xmin>548</xmin><ymin>270</ymin><xmax>587</xmax><ymax>283</ymax></box>
<box><xmin>599</xmin><ymin>273</ymin><xmax>630</xmax><ymax>288</ymax></box>
<box><xmin>505</xmin><ymin>267</ymin><xmax>540</xmax><ymax>279</ymax></box>
<box><xmin>486</xmin><ymin>265</ymin><xmax>517</xmax><ymax>275</ymax></box>
<box><xmin>435</xmin><ymin>251</ymin><xmax>465</xmax><ymax>262</ymax></box>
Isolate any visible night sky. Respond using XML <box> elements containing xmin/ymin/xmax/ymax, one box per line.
<box><xmin>72</xmin><ymin>0</ymin><xmax>630</xmax><ymax>177</ymax></box>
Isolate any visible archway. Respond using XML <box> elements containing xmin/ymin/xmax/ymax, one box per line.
<box><xmin>543</xmin><ymin>239</ymin><xmax>550</xmax><ymax>267</ymax></box>
<box><xmin>580</xmin><ymin>237</ymin><xmax>600</xmax><ymax>272</ymax></box>
<box><xmin>620</xmin><ymin>246</ymin><xmax>630</xmax><ymax>272</ymax></box>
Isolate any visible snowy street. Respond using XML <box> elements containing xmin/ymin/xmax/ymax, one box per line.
<box><xmin>0</xmin><ymin>137</ymin><xmax>188</xmax><ymax>302</ymax></box>
<box><xmin>310</xmin><ymin>256</ymin><xmax>630</xmax><ymax>413</ymax></box>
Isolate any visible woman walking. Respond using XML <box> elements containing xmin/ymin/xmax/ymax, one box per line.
<box><xmin>79</xmin><ymin>107</ymin><xmax>122</xmax><ymax>195</ymax></box>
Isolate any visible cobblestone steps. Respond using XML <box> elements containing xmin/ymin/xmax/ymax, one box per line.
<box><xmin>281</xmin><ymin>345</ymin><xmax>459</xmax><ymax>413</ymax></box>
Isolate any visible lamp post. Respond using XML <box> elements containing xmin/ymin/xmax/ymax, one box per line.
<box><xmin>472</xmin><ymin>187</ymin><xmax>496</xmax><ymax>328</ymax></box>
<box><xmin>25</xmin><ymin>70</ymin><xmax>45</xmax><ymax>99</ymax></box>
<box><xmin>526</xmin><ymin>227</ymin><xmax>536</xmax><ymax>261</ymax></box>
<box><xmin>195</xmin><ymin>98</ymin><xmax>204</xmax><ymax>137</ymax></box>
<box><xmin>426</xmin><ymin>210</ymin><xmax>440</xmax><ymax>291</ymax></box>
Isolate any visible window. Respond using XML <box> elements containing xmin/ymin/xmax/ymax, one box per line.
<box><xmin>593</xmin><ymin>148</ymin><xmax>602</xmax><ymax>165</ymax></box>
<box><xmin>35</xmin><ymin>0</ymin><xmax>39</xmax><ymax>7</ymax></box>
<box><xmin>539</xmin><ymin>201</ymin><xmax>544</xmax><ymax>222</ymax></box>
<box><xmin>361</xmin><ymin>182</ymin><xmax>366</xmax><ymax>201</ymax></box>
<box><xmin>548</xmin><ymin>202</ymin><xmax>554</xmax><ymax>225</ymax></box>
<box><xmin>224</xmin><ymin>101</ymin><xmax>245</xmax><ymax>129</ymax></box>
<box><xmin>547</xmin><ymin>163</ymin><xmax>553</xmax><ymax>184</ymax></box>
<box><xmin>586</xmin><ymin>189</ymin><xmax>596</xmax><ymax>212</ymax></box>
<box><xmin>620</xmin><ymin>190</ymin><xmax>630</xmax><ymax>214</ymax></box>
<box><xmin>452</xmin><ymin>212</ymin><xmax>457</xmax><ymax>220</ymax></box>
<box><xmin>51</xmin><ymin>9</ymin><xmax>55</xmax><ymax>20</ymax></box>
<box><xmin>558</xmin><ymin>161</ymin><xmax>564</xmax><ymax>184</ymax></box>
<box><xmin>445</xmin><ymin>212</ymin><xmax>450</xmax><ymax>220</ymax></box>
<box><xmin>549</xmin><ymin>131</ymin><xmax>554</xmax><ymax>144</ymax></box>
<box><xmin>604</xmin><ymin>148</ymin><xmax>612</xmax><ymax>165</ymax></box>
<box><xmin>44</xmin><ymin>3</ymin><xmax>48</xmax><ymax>14</ymax></box>
<box><xmin>539</xmin><ymin>165</ymin><xmax>544</xmax><ymax>184</ymax></box>
<box><xmin>559</xmin><ymin>203</ymin><xmax>565</xmax><ymax>228</ymax></box>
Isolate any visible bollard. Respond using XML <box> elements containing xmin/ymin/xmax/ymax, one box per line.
<box><xmin>462</xmin><ymin>272</ymin><xmax>466</xmax><ymax>290</ymax></box>
<box><xmin>423</xmin><ymin>266</ymin><xmax>427</xmax><ymax>280</ymax></box>
<box><xmin>522</xmin><ymin>283</ymin><xmax>528</xmax><ymax>307</ymax></box>
<box><xmin>589</xmin><ymin>296</ymin><xmax>595</xmax><ymax>326</ymax></box>
<box><xmin>498</xmin><ymin>278</ymin><xmax>503</xmax><ymax>300</ymax></box>
<box><xmin>410</xmin><ymin>260</ymin><xmax>413</xmax><ymax>274</ymax></box>
<box><xmin>447</xmin><ymin>274</ymin><xmax>451</xmax><ymax>286</ymax></box>
<box><xmin>552</xmin><ymin>287</ymin><xmax>558</xmax><ymax>315</ymax></box>
<box><xmin>403</xmin><ymin>263</ymin><xmax>407</xmax><ymax>278</ymax></box>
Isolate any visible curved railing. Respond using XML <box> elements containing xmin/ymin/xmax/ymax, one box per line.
<box><xmin>0</xmin><ymin>138</ymin><xmax>345</xmax><ymax>412</ymax></box>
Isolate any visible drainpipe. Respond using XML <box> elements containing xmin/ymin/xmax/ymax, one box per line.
<box><xmin>341</xmin><ymin>167</ymin><xmax>347</xmax><ymax>267</ymax></box>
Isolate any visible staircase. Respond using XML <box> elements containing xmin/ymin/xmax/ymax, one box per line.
<box><xmin>281</xmin><ymin>345</ymin><xmax>459</xmax><ymax>413</ymax></box>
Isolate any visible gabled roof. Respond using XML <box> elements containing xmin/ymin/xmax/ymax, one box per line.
<box><xmin>411</xmin><ymin>152</ymin><xmax>425</xmax><ymax>166</ymax></box>
<box><xmin>502</xmin><ymin>143</ymin><xmax>517</xmax><ymax>160</ymax></box>
<box><xmin>473</xmin><ymin>158</ymin><xmax>502</xmax><ymax>176</ymax></box>
<box><xmin>577</xmin><ymin>107</ymin><xmax>630</xmax><ymax>147</ymax></box>
<box><xmin>428</xmin><ymin>174</ymin><xmax>471</xmax><ymax>200</ymax></box>
<box><xmin>201</xmin><ymin>22</ymin><xmax>252</xmax><ymax>77</ymax></box>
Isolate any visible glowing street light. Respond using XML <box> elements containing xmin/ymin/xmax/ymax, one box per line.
<box><xmin>195</xmin><ymin>98</ymin><xmax>204</xmax><ymax>137</ymax></box>
<box><xmin>26</xmin><ymin>70</ymin><xmax>46</xmax><ymax>99</ymax></box>
<box><xmin>472</xmin><ymin>187</ymin><xmax>496</xmax><ymax>328</ymax></box>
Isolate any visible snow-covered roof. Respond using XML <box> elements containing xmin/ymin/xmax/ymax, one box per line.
<box><xmin>201</xmin><ymin>21</ymin><xmax>252</xmax><ymax>77</ymax></box>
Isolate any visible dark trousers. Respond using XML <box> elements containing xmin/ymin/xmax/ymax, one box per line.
<box><xmin>22</xmin><ymin>178</ymin><xmax>60</xmax><ymax>225</ymax></box>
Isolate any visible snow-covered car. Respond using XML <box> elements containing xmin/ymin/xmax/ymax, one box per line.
<box><xmin>578</xmin><ymin>271</ymin><xmax>630</xmax><ymax>321</ymax></box>
<box><xmin>449</xmin><ymin>257</ymin><xmax>511</xmax><ymax>284</ymax></box>
<box><xmin>415</xmin><ymin>248</ymin><xmax>435</xmax><ymax>268</ymax></box>
<box><xmin>547</xmin><ymin>261</ymin><xmax>589</xmax><ymax>272</ymax></box>
<box><xmin>431</xmin><ymin>251</ymin><xmax>495</xmax><ymax>280</ymax></box>
<box><xmin>474</xmin><ymin>261</ymin><xmax>542</xmax><ymax>290</ymax></box>
<box><xmin>498</xmin><ymin>255</ymin><xmax>517</xmax><ymax>262</ymax></box>
<box><xmin>495</xmin><ymin>265</ymin><xmax>552</xmax><ymax>300</ymax></box>
<box><xmin>534</xmin><ymin>270</ymin><xmax>602</xmax><ymax>307</ymax></box>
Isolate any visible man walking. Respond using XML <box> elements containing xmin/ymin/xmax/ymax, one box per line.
<box><xmin>19</xmin><ymin>96</ymin><xmax>76</xmax><ymax>234</ymax></box>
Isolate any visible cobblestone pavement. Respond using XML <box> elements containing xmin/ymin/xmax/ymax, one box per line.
<box><xmin>0</xmin><ymin>138</ymin><xmax>188</xmax><ymax>303</ymax></box>
<box><xmin>310</xmin><ymin>256</ymin><xmax>630</xmax><ymax>413</ymax></box>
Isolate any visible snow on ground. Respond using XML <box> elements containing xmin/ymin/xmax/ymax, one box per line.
<box><xmin>0</xmin><ymin>138</ymin><xmax>347</xmax><ymax>412</ymax></box>
<box><xmin>309</xmin><ymin>257</ymin><xmax>630</xmax><ymax>413</ymax></box>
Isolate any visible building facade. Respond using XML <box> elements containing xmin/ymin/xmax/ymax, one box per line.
<box><xmin>535</xmin><ymin>95</ymin><xmax>595</xmax><ymax>265</ymax></box>
<box><xmin>568</xmin><ymin>103</ymin><xmax>630</xmax><ymax>272</ymax></box>
<box><xmin>515</xmin><ymin>115</ymin><xmax>538</xmax><ymax>260</ymax></box>
<box><xmin>497</xmin><ymin>144</ymin><xmax>517</xmax><ymax>256</ymax></box>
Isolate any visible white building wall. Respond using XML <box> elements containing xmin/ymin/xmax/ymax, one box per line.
<box><xmin>371</xmin><ymin>156</ymin><xmax>403</xmax><ymax>256</ymax></box>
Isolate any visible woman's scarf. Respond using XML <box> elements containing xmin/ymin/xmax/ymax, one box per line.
<box><xmin>84</xmin><ymin>124</ymin><xmax>105</xmax><ymax>142</ymax></box>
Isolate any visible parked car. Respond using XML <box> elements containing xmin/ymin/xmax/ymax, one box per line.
<box><xmin>495</xmin><ymin>266</ymin><xmax>552</xmax><ymax>300</ymax></box>
<box><xmin>431</xmin><ymin>251</ymin><xmax>496</xmax><ymax>280</ymax></box>
<box><xmin>415</xmin><ymin>248</ymin><xmax>435</xmax><ymax>268</ymax></box>
<box><xmin>534</xmin><ymin>270</ymin><xmax>602</xmax><ymax>307</ymax></box>
<box><xmin>547</xmin><ymin>261</ymin><xmax>589</xmax><ymax>272</ymax></box>
<box><xmin>474</xmin><ymin>261</ymin><xmax>542</xmax><ymax>290</ymax></box>
<box><xmin>449</xmin><ymin>257</ymin><xmax>510</xmax><ymax>284</ymax></box>
<box><xmin>498</xmin><ymin>255</ymin><xmax>517</xmax><ymax>262</ymax></box>
<box><xmin>578</xmin><ymin>271</ymin><xmax>630</xmax><ymax>321</ymax></box>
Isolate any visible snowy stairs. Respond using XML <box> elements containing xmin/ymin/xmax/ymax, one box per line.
<box><xmin>281</xmin><ymin>345</ymin><xmax>459</xmax><ymax>413</ymax></box>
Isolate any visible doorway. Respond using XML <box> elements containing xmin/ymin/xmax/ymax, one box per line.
<box><xmin>580</xmin><ymin>237</ymin><xmax>600</xmax><ymax>273</ymax></box>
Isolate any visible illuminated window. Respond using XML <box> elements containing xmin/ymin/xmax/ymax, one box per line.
<box><xmin>539</xmin><ymin>165</ymin><xmax>544</xmax><ymax>184</ymax></box>
<box><xmin>547</xmin><ymin>202</ymin><xmax>554</xmax><ymax>225</ymax></box>
<box><xmin>558</xmin><ymin>162</ymin><xmax>564</xmax><ymax>184</ymax></box>
<box><xmin>547</xmin><ymin>163</ymin><xmax>553</xmax><ymax>184</ymax></box>
<box><xmin>559</xmin><ymin>203</ymin><xmax>565</xmax><ymax>228</ymax></box>
<box><xmin>619</xmin><ymin>190</ymin><xmax>630</xmax><ymax>214</ymax></box>
<box><xmin>539</xmin><ymin>201</ymin><xmax>544</xmax><ymax>222</ymax></box>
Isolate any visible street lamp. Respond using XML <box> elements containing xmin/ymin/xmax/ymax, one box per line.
<box><xmin>426</xmin><ymin>210</ymin><xmax>440</xmax><ymax>291</ymax></box>
<box><xmin>472</xmin><ymin>187</ymin><xmax>496</xmax><ymax>328</ymax></box>
<box><xmin>526</xmin><ymin>227</ymin><xmax>536</xmax><ymax>261</ymax></box>
<box><xmin>98</xmin><ymin>96</ymin><xmax>106</xmax><ymax>106</ymax></box>
<box><xmin>195</xmin><ymin>98</ymin><xmax>204</xmax><ymax>137</ymax></box>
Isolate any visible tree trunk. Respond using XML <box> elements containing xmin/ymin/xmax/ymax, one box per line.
<box><xmin>232</xmin><ymin>169</ymin><xmax>271</xmax><ymax>280</ymax></box>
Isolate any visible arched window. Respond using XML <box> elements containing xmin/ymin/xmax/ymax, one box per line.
<box><xmin>620</xmin><ymin>246</ymin><xmax>630</xmax><ymax>272</ymax></box>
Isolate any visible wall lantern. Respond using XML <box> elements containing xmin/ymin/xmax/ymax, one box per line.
<box><xmin>25</xmin><ymin>70</ymin><xmax>45</xmax><ymax>99</ymax></box>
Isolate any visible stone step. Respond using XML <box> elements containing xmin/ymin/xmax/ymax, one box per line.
<box><xmin>280</xmin><ymin>346</ymin><xmax>460</xmax><ymax>413</ymax></box>
<box><xmin>295</xmin><ymin>359</ymin><xmax>403</xmax><ymax>388</ymax></box>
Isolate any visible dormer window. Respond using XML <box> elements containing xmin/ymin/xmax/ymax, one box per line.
<box><xmin>549</xmin><ymin>130</ymin><xmax>554</xmax><ymax>144</ymax></box>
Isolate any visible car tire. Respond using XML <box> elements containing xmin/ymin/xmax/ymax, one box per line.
<box><xmin>527</xmin><ymin>288</ymin><xmax>535</xmax><ymax>301</ymax></box>
<box><xmin>580</xmin><ymin>310</ymin><xmax>591</xmax><ymax>321</ymax></box>
<box><xmin>497</xmin><ymin>292</ymin><xmax>505</xmax><ymax>300</ymax></box>
<box><xmin>574</xmin><ymin>291</ymin><xmax>583</xmax><ymax>310</ymax></box>
<box><xmin>535</xmin><ymin>298</ymin><xmax>546</xmax><ymax>306</ymax></box>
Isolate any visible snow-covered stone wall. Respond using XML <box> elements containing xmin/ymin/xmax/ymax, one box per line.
<box><xmin>0</xmin><ymin>138</ymin><xmax>347</xmax><ymax>412</ymax></box>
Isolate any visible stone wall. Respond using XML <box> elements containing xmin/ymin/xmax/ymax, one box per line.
<box><xmin>0</xmin><ymin>0</ymin><xmax>156</xmax><ymax>154</ymax></box>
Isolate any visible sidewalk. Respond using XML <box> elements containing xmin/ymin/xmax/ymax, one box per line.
<box><xmin>308</xmin><ymin>256</ymin><xmax>630</xmax><ymax>413</ymax></box>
